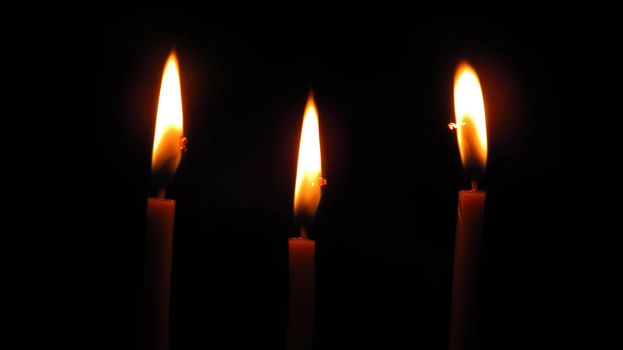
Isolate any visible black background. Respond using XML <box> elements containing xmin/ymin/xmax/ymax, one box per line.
<box><xmin>19</xmin><ymin>11</ymin><xmax>615</xmax><ymax>349</ymax></box>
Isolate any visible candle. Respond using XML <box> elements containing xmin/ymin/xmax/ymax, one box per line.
<box><xmin>143</xmin><ymin>50</ymin><xmax>185</xmax><ymax>350</ymax></box>
<box><xmin>449</xmin><ymin>62</ymin><xmax>488</xmax><ymax>350</ymax></box>
<box><xmin>288</xmin><ymin>94</ymin><xmax>324</xmax><ymax>350</ymax></box>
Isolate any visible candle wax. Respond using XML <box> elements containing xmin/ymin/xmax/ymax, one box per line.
<box><xmin>450</xmin><ymin>190</ymin><xmax>485</xmax><ymax>350</ymax></box>
<box><xmin>143</xmin><ymin>197</ymin><xmax>175</xmax><ymax>350</ymax></box>
<box><xmin>288</xmin><ymin>237</ymin><xmax>315</xmax><ymax>350</ymax></box>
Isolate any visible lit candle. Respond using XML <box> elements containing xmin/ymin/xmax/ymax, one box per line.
<box><xmin>289</xmin><ymin>94</ymin><xmax>324</xmax><ymax>350</ymax></box>
<box><xmin>449</xmin><ymin>61</ymin><xmax>488</xmax><ymax>350</ymax></box>
<box><xmin>143</xmin><ymin>50</ymin><xmax>185</xmax><ymax>350</ymax></box>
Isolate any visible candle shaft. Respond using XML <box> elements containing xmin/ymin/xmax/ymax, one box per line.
<box><xmin>288</xmin><ymin>235</ymin><xmax>315</xmax><ymax>350</ymax></box>
<box><xmin>143</xmin><ymin>197</ymin><xmax>175</xmax><ymax>350</ymax></box>
<box><xmin>450</xmin><ymin>190</ymin><xmax>485</xmax><ymax>350</ymax></box>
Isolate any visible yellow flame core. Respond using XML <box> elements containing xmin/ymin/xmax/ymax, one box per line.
<box><xmin>454</xmin><ymin>62</ymin><xmax>487</xmax><ymax>174</ymax></box>
<box><xmin>294</xmin><ymin>95</ymin><xmax>322</xmax><ymax>218</ymax></box>
<box><xmin>152</xmin><ymin>51</ymin><xmax>184</xmax><ymax>180</ymax></box>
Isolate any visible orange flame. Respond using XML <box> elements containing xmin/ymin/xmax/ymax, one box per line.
<box><xmin>294</xmin><ymin>94</ymin><xmax>322</xmax><ymax>219</ymax></box>
<box><xmin>152</xmin><ymin>51</ymin><xmax>184</xmax><ymax>186</ymax></box>
<box><xmin>454</xmin><ymin>62</ymin><xmax>487</xmax><ymax>178</ymax></box>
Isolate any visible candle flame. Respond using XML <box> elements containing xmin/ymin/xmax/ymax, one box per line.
<box><xmin>454</xmin><ymin>62</ymin><xmax>487</xmax><ymax>179</ymax></box>
<box><xmin>152</xmin><ymin>50</ymin><xmax>184</xmax><ymax>187</ymax></box>
<box><xmin>294</xmin><ymin>94</ymin><xmax>323</xmax><ymax>219</ymax></box>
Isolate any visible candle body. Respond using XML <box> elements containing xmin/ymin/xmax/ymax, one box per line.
<box><xmin>450</xmin><ymin>190</ymin><xmax>485</xmax><ymax>350</ymax></box>
<box><xmin>288</xmin><ymin>237</ymin><xmax>315</xmax><ymax>350</ymax></box>
<box><xmin>143</xmin><ymin>198</ymin><xmax>175</xmax><ymax>350</ymax></box>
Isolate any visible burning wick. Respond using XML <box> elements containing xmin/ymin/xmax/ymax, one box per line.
<box><xmin>471</xmin><ymin>180</ymin><xmax>478</xmax><ymax>191</ymax></box>
<box><xmin>448</xmin><ymin>121</ymin><xmax>479</xmax><ymax>192</ymax></box>
<box><xmin>448</xmin><ymin>122</ymin><xmax>467</xmax><ymax>130</ymax></box>
<box><xmin>319</xmin><ymin>176</ymin><xmax>327</xmax><ymax>187</ymax></box>
<box><xmin>180</xmin><ymin>137</ymin><xmax>188</xmax><ymax>152</ymax></box>
<box><xmin>300</xmin><ymin>227</ymin><xmax>309</xmax><ymax>239</ymax></box>
<box><xmin>448</xmin><ymin>123</ymin><xmax>479</xmax><ymax>191</ymax></box>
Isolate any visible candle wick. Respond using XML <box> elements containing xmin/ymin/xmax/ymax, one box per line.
<box><xmin>300</xmin><ymin>227</ymin><xmax>308</xmax><ymax>239</ymax></box>
<box><xmin>158</xmin><ymin>188</ymin><xmax>166</xmax><ymax>199</ymax></box>
<box><xmin>471</xmin><ymin>180</ymin><xmax>478</xmax><ymax>191</ymax></box>
<box><xmin>448</xmin><ymin>121</ymin><xmax>467</xmax><ymax>131</ymax></box>
<box><xmin>319</xmin><ymin>176</ymin><xmax>327</xmax><ymax>187</ymax></box>
<box><xmin>180</xmin><ymin>137</ymin><xmax>188</xmax><ymax>152</ymax></box>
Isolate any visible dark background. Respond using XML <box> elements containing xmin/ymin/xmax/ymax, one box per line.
<box><xmin>26</xmin><ymin>12</ymin><xmax>608</xmax><ymax>349</ymax></box>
